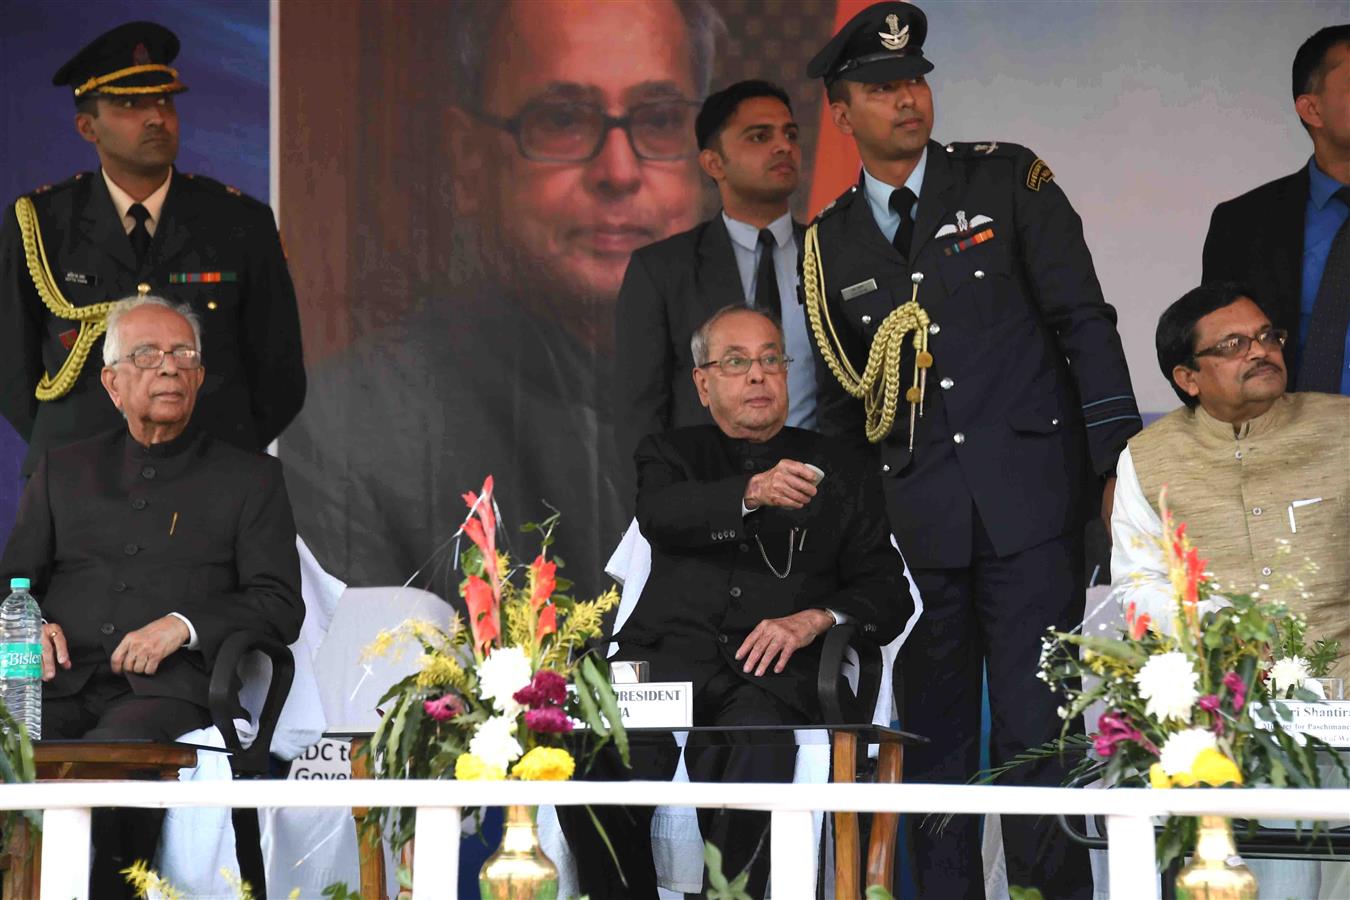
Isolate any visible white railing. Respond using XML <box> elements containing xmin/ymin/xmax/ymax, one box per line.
<box><xmin>2</xmin><ymin>780</ymin><xmax>1346</xmax><ymax>899</ymax></box>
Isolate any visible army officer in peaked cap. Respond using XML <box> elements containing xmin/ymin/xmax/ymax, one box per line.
<box><xmin>802</xmin><ymin>3</ymin><xmax>1140</xmax><ymax>897</ymax></box>
<box><xmin>0</xmin><ymin>21</ymin><xmax>305</xmax><ymax>473</ymax></box>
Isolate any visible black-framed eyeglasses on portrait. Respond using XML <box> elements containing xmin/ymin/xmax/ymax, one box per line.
<box><xmin>468</xmin><ymin>99</ymin><xmax>700</xmax><ymax>163</ymax></box>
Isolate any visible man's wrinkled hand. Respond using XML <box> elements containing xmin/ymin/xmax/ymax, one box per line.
<box><xmin>734</xmin><ymin>609</ymin><xmax>834</xmax><ymax>676</ymax></box>
<box><xmin>40</xmin><ymin>622</ymin><xmax>72</xmax><ymax>682</ymax></box>
<box><xmin>110</xmin><ymin>615</ymin><xmax>190</xmax><ymax>676</ymax></box>
<box><xmin>744</xmin><ymin>459</ymin><xmax>819</xmax><ymax>511</ymax></box>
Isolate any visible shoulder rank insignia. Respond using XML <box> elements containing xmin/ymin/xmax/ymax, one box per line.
<box><xmin>226</xmin><ymin>184</ymin><xmax>241</xmax><ymax>196</ymax></box>
<box><xmin>1026</xmin><ymin>158</ymin><xmax>1054</xmax><ymax>191</ymax></box>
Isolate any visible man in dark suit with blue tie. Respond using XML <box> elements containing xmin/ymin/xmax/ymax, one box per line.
<box><xmin>1203</xmin><ymin>24</ymin><xmax>1350</xmax><ymax>395</ymax></box>
<box><xmin>614</xmin><ymin>80</ymin><xmax>818</xmax><ymax>474</ymax></box>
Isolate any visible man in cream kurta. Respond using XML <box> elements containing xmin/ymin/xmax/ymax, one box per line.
<box><xmin>1111</xmin><ymin>284</ymin><xmax>1349</xmax><ymax>685</ymax></box>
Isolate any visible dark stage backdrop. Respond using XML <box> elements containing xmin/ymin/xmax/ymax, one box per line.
<box><xmin>0</xmin><ymin>0</ymin><xmax>270</xmax><ymax>550</ymax></box>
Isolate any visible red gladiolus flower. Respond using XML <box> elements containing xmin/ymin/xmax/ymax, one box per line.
<box><xmin>424</xmin><ymin>694</ymin><xmax>464</xmax><ymax>722</ymax></box>
<box><xmin>1197</xmin><ymin>694</ymin><xmax>1220</xmax><ymax>713</ymax></box>
<box><xmin>462</xmin><ymin>477</ymin><xmax>498</xmax><ymax>582</ymax></box>
<box><xmin>536</xmin><ymin>603</ymin><xmax>557</xmax><ymax>640</ymax></box>
<box><xmin>529</xmin><ymin>555</ymin><xmax>557</xmax><ymax>610</ymax></box>
<box><xmin>525</xmin><ymin>706</ymin><xmax>574</xmax><ymax>734</ymax></box>
<box><xmin>464</xmin><ymin>574</ymin><xmax>500</xmax><ymax>652</ymax></box>
<box><xmin>1125</xmin><ymin>602</ymin><xmax>1152</xmax><ymax>640</ymax></box>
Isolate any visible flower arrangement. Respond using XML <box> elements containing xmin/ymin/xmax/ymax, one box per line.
<box><xmin>362</xmin><ymin>477</ymin><xmax>628</xmax><ymax>849</ymax></box>
<box><xmin>1028</xmin><ymin>491</ymin><xmax>1344</xmax><ymax>866</ymax></box>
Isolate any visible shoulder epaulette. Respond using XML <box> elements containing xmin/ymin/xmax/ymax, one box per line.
<box><xmin>29</xmin><ymin>172</ymin><xmax>92</xmax><ymax>198</ymax></box>
<box><xmin>942</xmin><ymin>141</ymin><xmax>1030</xmax><ymax>160</ymax></box>
<box><xmin>810</xmin><ymin>183</ymin><xmax>860</xmax><ymax>226</ymax></box>
<box><xmin>180</xmin><ymin>172</ymin><xmax>269</xmax><ymax>209</ymax></box>
<box><xmin>943</xmin><ymin>142</ymin><xmax>1056</xmax><ymax>191</ymax></box>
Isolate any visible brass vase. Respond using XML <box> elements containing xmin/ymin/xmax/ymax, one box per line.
<box><xmin>1175</xmin><ymin>815</ymin><xmax>1258</xmax><ymax>899</ymax></box>
<box><xmin>479</xmin><ymin>805</ymin><xmax>559</xmax><ymax>900</ymax></box>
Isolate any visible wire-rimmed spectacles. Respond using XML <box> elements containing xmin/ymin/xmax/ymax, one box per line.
<box><xmin>697</xmin><ymin>353</ymin><xmax>792</xmax><ymax>376</ymax></box>
<box><xmin>1192</xmin><ymin>328</ymin><xmax>1287</xmax><ymax>362</ymax></box>
<box><xmin>469</xmin><ymin>99</ymin><xmax>700</xmax><ymax>163</ymax></box>
<box><xmin>120</xmin><ymin>347</ymin><xmax>202</xmax><ymax>369</ymax></box>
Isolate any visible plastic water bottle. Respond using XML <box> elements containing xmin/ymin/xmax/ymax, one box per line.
<box><xmin>0</xmin><ymin>577</ymin><xmax>42</xmax><ymax>740</ymax></box>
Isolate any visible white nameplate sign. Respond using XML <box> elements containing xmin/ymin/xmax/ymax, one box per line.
<box><xmin>1253</xmin><ymin>701</ymin><xmax>1350</xmax><ymax>748</ymax></box>
<box><xmin>611</xmin><ymin>681</ymin><xmax>693</xmax><ymax>728</ymax></box>
<box><xmin>287</xmin><ymin>737</ymin><xmax>353</xmax><ymax>780</ymax></box>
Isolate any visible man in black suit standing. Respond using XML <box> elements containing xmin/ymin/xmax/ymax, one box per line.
<box><xmin>1</xmin><ymin>295</ymin><xmax>304</xmax><ymax>897</ymax></box>
<box><xmin>0</xmin><ymin>21</ymin><xmax>306</xmax><ymax>475</ymax></box>
<box><xmin>615</xmin><ymin>80</ymin><xmax>818</xmax><ymax>473</ymax></box>
<box><xmin>570</xmin><ymin>306</ymin><xmax>910</xmax><ymax>898</ymax></box>
<box><xmin>802</xmin><ymin>3</ymin><xmax>1141</xmax><ymax>896</ymax></box>
<box><xmin>1203</xmin><ymin>25</ymin><xmax>1350</xmax><ymax>395</ymax></box>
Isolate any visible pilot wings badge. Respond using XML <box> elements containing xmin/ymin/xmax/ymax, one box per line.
<box><xmin>879</xmin><ymin>14</ymin><xmax>910</xmax><ymax>51</ymax></box>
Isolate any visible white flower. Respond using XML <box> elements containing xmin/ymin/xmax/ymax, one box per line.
<box><xmin>468</xmin><ymin>714</ymin><xmax>522</xmax><ymax>772</ymax></box>
<box><xmin>1269</xmin><ymin>656</ymin><xmax>1312</xmax><ymax>695</ymax></box>
<box><xmin>1134</xmin><ymin>651</ymin><xmax>1199</xmax><ymax>723</ymax></box>
<box><xmin>1158</xmin><ymin>728</ymin><xmax>1218</xmax><ymax>776</ymax></box>
<box><xmin>477</xmin><ymin>646</ymin><xmax>533</xmax><ymax>714</ymax></box>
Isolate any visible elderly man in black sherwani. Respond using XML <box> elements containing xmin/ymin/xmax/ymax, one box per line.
<box><xmin>1</xmin><ymin>295</ymin><xmax>303</xmax><ymax>898</ymax></box>
<box><xmin>566</xmin><ymin>305</ymin><xmax>911</xmax><ymax>899</ymax></box>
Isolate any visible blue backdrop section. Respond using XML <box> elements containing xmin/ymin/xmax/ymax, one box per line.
<box><xmin>0</xmin><ymin>0</ymin><xmax>269</xmax><ymax>551</ymax></box>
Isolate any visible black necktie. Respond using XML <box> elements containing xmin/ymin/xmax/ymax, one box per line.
<box><xmin>128</xmin><ymin>203</ymin><xmax>152</xmax><ymax>266</ymax></box>
<box><xmin>889</xmin><ymin>187</ymin><xmax>917</xmax><ymax>259</ymax></box>
<box><xmin>1299</xmin><ymin>185</ymin><xmax>1350</xmax><ymax>392</ymax></box>
<box><xmin>753</xmin><ymin>228</ymin><xmax>779</xmax><ymax>316</ymax></box>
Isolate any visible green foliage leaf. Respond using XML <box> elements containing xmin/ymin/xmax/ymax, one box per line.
<box><xmin>865</xmin><ymin>886</ymin><xmax>898</xmax><ymax>900</ymax></box>
<box><xmin>1008</xmin><ymin>887</ymin><xmax>1045</xmax><ymax>900</ymax></box>
<box><xmin>581</xmin><ymin>654</ymin><xmax>629</xmax><ymax>766</ymax></box>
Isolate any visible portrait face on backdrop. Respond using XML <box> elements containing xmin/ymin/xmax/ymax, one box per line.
<box><xmin>448</xmin><ymin>0</ymin><xmax>704</xmax><ymax>351</ymax></box>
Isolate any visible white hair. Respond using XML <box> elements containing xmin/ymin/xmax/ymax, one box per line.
<box><xmin>690</xmin><ymin>305</ymin><xmax>783</xmax><ymax>365</ymax></box>
<box><xmin>102</xmin><ymin>295</ymin><xmax>203</xmax><ymax>366</ymax></box>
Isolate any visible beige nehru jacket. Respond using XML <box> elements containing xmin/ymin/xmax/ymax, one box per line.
<box><xmin>1129</xmin><ymin>393</ymin><xmax>1350</xmax><ymax>683</ymax></box>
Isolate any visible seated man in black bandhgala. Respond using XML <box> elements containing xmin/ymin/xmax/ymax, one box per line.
<box><xmin>564</xmin><ymin>306</ymin><xmax>911</xmax><ymax>897</ymax></box>
<box><xmin>0</xmin><ymin>296</ymin><xmax>304</xmax><ymax>898</ymax></box>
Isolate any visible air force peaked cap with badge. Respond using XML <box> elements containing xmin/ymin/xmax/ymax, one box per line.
<box><xmin>807</xmin><ymin>2</ymin><xmax>933</xmax><ymax>85</ymax></box>
<box><xmin>52</xmin><ymin>21</ymin><xmax>188</xmax><ymax>105</ymax></box>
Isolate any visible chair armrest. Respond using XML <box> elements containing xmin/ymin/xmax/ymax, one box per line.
<box><xmin>209</xmin><ymin>631</ymin><xmax>295</xmax><ymax>777</ymax></box>
<box><xmin>816</xmin><ymin>624</ymin><xmax>884</xmax><ymax>724</ymax></box>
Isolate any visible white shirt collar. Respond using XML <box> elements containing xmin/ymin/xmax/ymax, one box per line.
<box><xmin>722</xmin><ymin>209</ymin><xmax>794</xmax><ymax>253</ymax></box>
<box><xmin>862</xmin><ymin>146</ymin><xmax>928</xmax><ymax>210</ymax></box>
<box><xmin>102</xmin><ymin>168</ymin><xmax>172</xmax><ymax>235</ymax></box>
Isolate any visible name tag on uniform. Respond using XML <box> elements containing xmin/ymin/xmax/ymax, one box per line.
<box><xmin>841</xmin><ymin>278</ymin><xmax>878</xmax><ymax>301</ymax></box>
<box><xmin>63</xmin><ymin>271</ymin><xmax>99</xmax><ymax>286</ymax></box>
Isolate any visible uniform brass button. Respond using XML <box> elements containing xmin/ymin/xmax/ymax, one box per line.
<box><xmin>729</xmin><ymin>586</ymin><xmax>742</xmax><ymax>598</ymax></box>
<box><xmin>131</xmin><ymin>498</ymin><xmax>147</xmax><ymax>510</ymax></box>
<box><xmin>1261</xmin><ymin>566</ymin><xmax>1272</xmax><ymax>576</ymax></box>
<box><xmin>974</xmin><ymin>270</ymin><xmax>986</xmax><ymax>280</ymax></box>
<box><xmin>940</xmin><ymin>377</ymin><xmax>954</xmax><ymax>389</ymax></box>
<box><xmin>929</xmin><ymin>323</ymin><xmax>940</xmax><ymax>335</ymax></box>
<box><xmin>100</xmin><ymin>623</ymin><xmax>116</xmax><ymax>635</ymax></box>
<box><xmin>953</xmin><ymin>432</ymin><xmax>966</xmax><ymax>445</ymax></box>
<box><xmin>1252</xmin><ymin>507</ymin><xmax>1262</xmax><ymax>516</ymax></box>
<box><xmin>124</xmin><ymin>543</ymin><xmax>138</xmax><ymax>556</ymax></box>
<box><xmin>882</xmin><ymin>464</ymin><xmax>891</xmax><ymax>473</ymax></box>
<box><xmin>136</xmin><ymin>282</ymin><xmax>151</xmax><ymax>295</ymax></box>
<box><xmin>861</xmin><ymin>315</ymin><xmax>872</xmax><ymax>325</ymax></box>
<box><xmin>1051</xmin><ymin>418</ymin><xmax>1060</xmax><ymax>426</ymax></box>
<box><xmin>112</xmin><ymin>582</ymin><xmax>128</xmax><ymax>593</ymax></box>
<box><xmin>911</xmin><ymin>272</ymin><xmax>924</xmax><ymax>284</ymax></box>
<box><xmin>141</xmin><ymin>465</ymin><xmax>156</xmax><ymax>479</ymax></box>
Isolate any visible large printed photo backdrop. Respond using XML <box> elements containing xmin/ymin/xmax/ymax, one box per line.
<box><xmin>277</xmin><ymin>0</ymin><xmax>1344</xmax><ymax>596</ymax></box>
